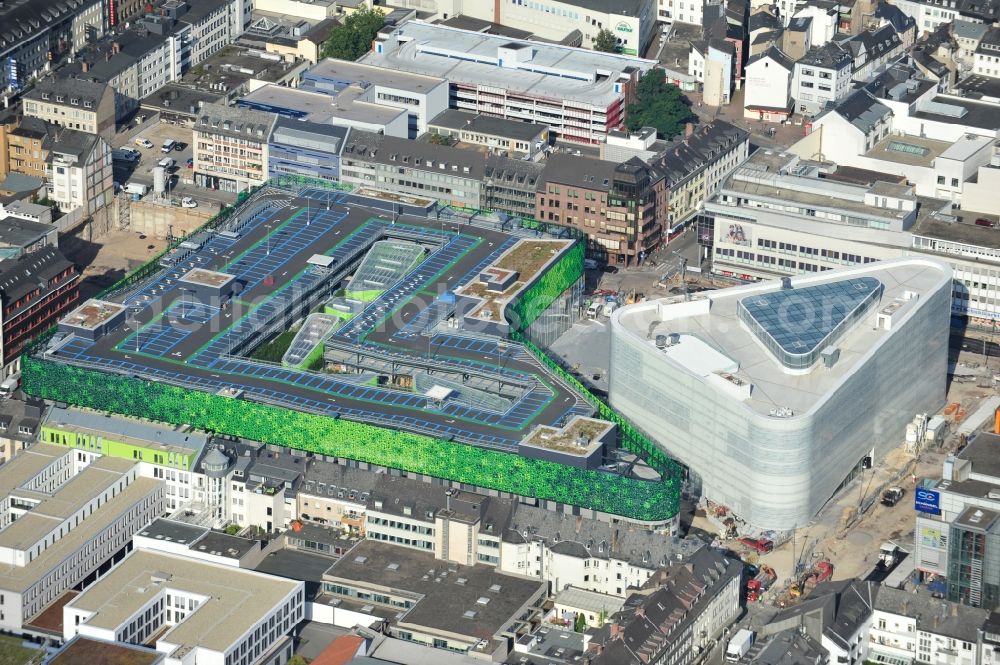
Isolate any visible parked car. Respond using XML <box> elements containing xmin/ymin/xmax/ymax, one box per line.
<box><xmin>976</xmin><ymin>218</ymin><xmax>995</xmax><ymax>228</ymax></box>
<box><xmin>602</xmin><ymin>265</ymin><xmax>619</xmax><ymax>274</ymax></box>
<box><xmin>134</xmin><ymin>138</ymin><xmax>154</xmax><ymax>149</ymax></box>
<box><xmin>181</xmin><ymin>197</ymin><xmax>197</xmax><ymax>208</ymax></box>
<box><xmin>173</xmin><ymin>141</ymin><xmax>187</xmax><ymax>152</ymax></box>
<box><xmin>186</xmin><ymin>157</ymin><xmax>194</xmax><ymax>169</ymax></box>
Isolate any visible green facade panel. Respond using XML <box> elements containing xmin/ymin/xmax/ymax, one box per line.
<box><xmin>22</xmin><ymin>356</ymin><xmax>678</xmax><ymax>522</ymax></box>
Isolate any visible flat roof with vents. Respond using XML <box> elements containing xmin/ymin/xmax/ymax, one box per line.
<box><xmin>323</xmin><ymin>540</ymin><xmax>545</xmax><ymax>643</ymax></box>
<box><xmin>613</xmin><ymin>258</ymin><xmax>952</xmax><ymax>416</ymax></box>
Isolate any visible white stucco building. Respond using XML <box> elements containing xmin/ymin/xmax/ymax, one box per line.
<box><xmin>609</xmin><ymin>257</ymin><xmax>952</xmax><ymax>529</ymax></box>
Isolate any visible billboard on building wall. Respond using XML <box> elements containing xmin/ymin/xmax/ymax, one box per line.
<box><xmin>7</xmin><ymin>58</ymin><xmax>19</xmax><ymax>91</ymax></box>
<box><xmin>915</xmin><ymin>487</ymin><xmax>941</xmax><ymax>515</ymax></box>
<box><xmin>724</xmin><ymin>222</ymin><xmax>751</xmax><ymax>247</ymax></box>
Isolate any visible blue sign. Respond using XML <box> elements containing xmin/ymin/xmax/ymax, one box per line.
<box><xmin>6</xmin><ymin>58</ymin><xmax>18</xmax><ymax>92</ymax></box>
<box><xmin>915</xmin><ymin>487</ymin><xmax>941</xmax><ymax>515</ymax></box>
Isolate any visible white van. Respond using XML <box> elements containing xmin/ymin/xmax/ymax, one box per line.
<box><xmin>158</xmin><ymin>157</ymin><xmax>176</xmax><ymax>169</ymax></box>
<box><xmin>587</xmin><ymin>302</ymin><xmax>601</xmax><ymax>319</ymax></box>
<box><xmin>602</xmin><ymin>302</ymin><xmax>618</xmax><ymax>317</ymax></box>
<box><xmin>0</xmin><ymin>374</ymin><xmax>19</xmax><ymax>398</ymax></box>
<box><xmin>161</xmin><ymin>139</ymin><xmax>177</xmax><ymax>153</ymax></box>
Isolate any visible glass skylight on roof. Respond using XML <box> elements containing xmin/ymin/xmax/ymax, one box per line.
<box><xmin>737</xmin><ymin>277</ymin><xmax>883</xmax><ymax>371</ymax></box>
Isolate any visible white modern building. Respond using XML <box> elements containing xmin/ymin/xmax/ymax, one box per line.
<box><xmin>0</xmin><ymin>443</ymin><xmax>163</xmax><ymax>632</ymax></box>
<box><xmin>609</xmin><ymin>258</ymin><xmax>952</xmax><ymax>529</ymax></box>
<box><xmin>359</xmin><ymin>21</ymin><xmax>657</xmax><ymax>144</ymax></box>
<box><xmin>63</xmin><ymin>549</ymin><xmax>304</xmax><ymax>665</ymax></box>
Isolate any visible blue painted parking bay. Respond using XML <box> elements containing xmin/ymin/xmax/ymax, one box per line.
<box><xmin>48</xmin><ymin>190</ymin><xmax>592</xmax><ymax>449</ymax></box>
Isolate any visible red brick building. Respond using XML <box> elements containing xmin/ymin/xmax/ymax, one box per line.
<box><xmin>536</xmin><ymin>154</ymin><xmax>666</xmax><ymax>266</ymax></box>
<box><xmin>0</xmin><ymin>246</ymin><xmax>79</xmax><ymax>370</ymax></box>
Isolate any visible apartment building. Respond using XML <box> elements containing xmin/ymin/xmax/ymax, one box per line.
<box><xmin>974</xmin><ymin>26</ymin><xmax>1000</xmax><ymax>78</ymax></box>
<box><xmin>0</xmin><ymin>398</ymin><xmax>46</xmax><ymax>462</ymax></box>
<box><xmin>6</xmin><ymin>119</ymin><xmax>53</xmax><ymax>181</ymax></box>
<box><xmin>360</xmin><ymin>21</ymin><xmax>656</xmax><ymax>145</ymax></box>
<box><xmin>536</xmin><ymin>153</ymin><xmax>665</xmax><ymax>267</ymax></box>
<box><xmin>888</xmin><ymin>0</ymin><xmax>999</xmax><ymax>34</ymax></box>
<box><xmin>47</xmin><ymin>129</ymin><xmax>114</xmax><ymax>216</ymax></box>
<box><xmin>744</xmin><ymin>47</ymin><xmax>796</xmax><ymax>121</ymax></box>
<box><xmin>296</xmin><ymin>463</ymin><xmax>376</xmax><ymax>535</ymax></box>
<box><xmin>22</xmin><ymin>79</ymin><xmax>117</xmax><ymax>139</ymax></box>
<box><xmin>0</xmin><ymin>247</ymin><xmax>79</xmax><ymax>371</ymax></box>
<box><xmin>60</xmin><ymin>0</ymin><xmax>253</xmax><ymax>116</ymax></box>
<box><xmin>652</xmin><ymin>120</ymin><xmax>750</xmax><ymax>233</ymax></box>
<box><xmin>792</xmin><ymin>41</ymin><xmax>853</xmax><ymax>115</ymax></box>
<box><xmin>870</xmin><ymin>586</ymin><xmax>988</xmax><ymax>663</ymax></box>
<box><xmin>0</xmin><ymin>0</ymin><xmax>105</xmax><ymax>92</ymax></box>
<box><xmin>0</xmin><ymin>444</ymin><xmax>163</xmax><ymax>633</ymax></box>
<box><xmin>586</xmin><ymin>549</ymin><xmax>742</xmax><ymax>665</ymax></box>
<box><xmin>64</xmin><ymin>549</ymin><xmax>304</xmax><ymax>665</ymax></box>
<box><xmin>482</xmin><ymin>157</ymin><xmax>546</xmax><ymax>220</ymax></box>
<box><xmin>339</xmin><ymin>130</ymin><xmax>486</xmax><ymax>209</ymax></box>
<box><xmin>193</xmin><ymin>104</ymin><xmax>277</xmax><ymax>193</ymax></box>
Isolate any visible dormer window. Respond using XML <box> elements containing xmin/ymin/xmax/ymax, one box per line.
<box><xmin>83</xmin><ymin>100</ymin><xmax>92</xmax><ymax>108</ymax></box>
<box><xmin>70</xmin><ymin>97</ymin><xmax>79</xmax><ymax>105</ymax></box>
<box><xmin>55</xmin><ymin>95</ymin><xmax>64</xmax><ymax>103</ymax></box>
<box><xmin>41</xmin><ymin>92</ymin><xmax>50</xmax><ymax>100</ymax></box>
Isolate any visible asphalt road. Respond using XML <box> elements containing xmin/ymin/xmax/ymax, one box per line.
<box><xmin>50</xmin><ymin>192</ymin><xmax>592</xmax><ymax>448</ymax></box>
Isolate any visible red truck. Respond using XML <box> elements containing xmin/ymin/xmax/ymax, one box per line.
<box><xmin>746</xmin><ymin>565</ymin><xmax>777</xmax><ymax>602</ymax></box>
<box><xmin>739</xmin><ymin>537</ymin><xmax>774</xmax><ymax>553</ymax></box>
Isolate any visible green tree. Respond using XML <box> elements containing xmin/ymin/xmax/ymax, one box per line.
<box><xmin>287</xmin><ymin>656</ymin><xmax>310</xmax><ymax>665</ymax></box>
<box><xmin>320</xmin><ymin>7</ymin><xmax>385</xmax><ymax>61</ymax></box>
<box><xmin>593</xmin><ymin>28</ymin><xmax>618</xmax><ymax>53</ymax></box>
<box><xmin>574</xmin><ymin>612</ymin><xmax>587</xmax><ymax>632</ymax></box>
<box><xmin>624</xmin><ymin>69</ymin><xmax>695</xmax><ymax>140</ymax></box>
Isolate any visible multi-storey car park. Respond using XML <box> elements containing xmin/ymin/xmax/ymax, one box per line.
<box><xmin>22</xmin><ymin>182</ymin><xmax>681</xmax><ymax>527</ymax></box>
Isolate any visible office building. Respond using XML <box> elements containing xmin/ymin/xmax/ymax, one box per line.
<box><xmin>41</xmin><ymin>406</ymin><xmax>208</xmax><ymax>513</ymax></box>
<box><xmin>0</xmin><ymin>247</ymin><xmax>79</xmax><ymax>372</ymax></box>
<box><xmin>239</xmin><ymin>84</ymin><xmax>410</xmax><ymax>138</ymax></box>
<box><xmin>915</xmin><ymin>433</ymin><xmax>1000</xmax><ymax>608</ymax></box>
<box><xmin>609</xmin><ymin>258</ymin><xmax>951</xmax><ymax>529</ymax></box>
<box><xmin>0</xmin><ymin>443</ymin><xmax>163</xmax><ymax>633</ymax></box>
<box><xmin>360</xmin><ymin>21</ymin><xmax>656</xmax><ymax>144</ymax></box>
<box><xmin>428</xmin><ymin>110</ymin><xmax>549</xmax><ymax>160</ymax></box>
<box><xmin>300</xmin><ymin>59</ymin><xmax>449</xmax><ymax>138</ymax></box>
<box><xmin>63</xmin><ymin>549</ymin><xmax>304</xmax><ymax>665</ymax></box>
<box><xmin>321</xmin><ymin>539</ymin><xmax>546</xmax><ymax>656</ymax></box>
<box><xmin>339</xmin><ymin>130</ymin><xmax>487</xmax><ymax>209</ymax></box>
<box><xmin>705</xmin><ymin>148</ymin><xmax>1000</xmax><ymax>324</ymax></box>
<box><xmin>193</xmin><ymin>104</ymin><xmax>277</xmax><ymax>193</ymax></box>
<box><xmin>267</xmin><ymin>119</ymin><xmax>349</xmax><ymax>183</ymax></box>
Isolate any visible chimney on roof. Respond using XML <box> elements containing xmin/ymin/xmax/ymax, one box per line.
<box><xmin>113</xmin><ymin>41</ymin><xmax>121</xmax><ymax>54</ymax></box>
<box><xmin>686</xmin><ymin>122</ymin><xmax>695</xmax><ymax>138</ymax></box>
<box><xmin>610</xmin><ymin>622</ymin><xmax>623</xmax><ymax>639</ymax></box>
<box><xmin>82</xmin><ymin>61</ymin><xmax>89</xmax><ymax>73</ymax></box>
